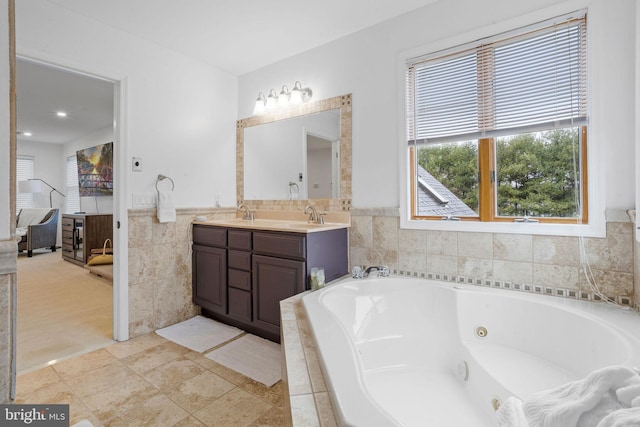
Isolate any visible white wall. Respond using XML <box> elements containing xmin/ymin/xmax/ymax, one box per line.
<box><xmin>0</xmin><ymin>0</ymin><xmax>10</xmax><ymax>240</ymax></box>
<box><xmin>637</xmin><ymin>0</ymin><xmax>640</xmax><ymax>242</ymax></box>
<box><xmin>238</xmin><ymin>0</ymin><xmax>637</xmax><ymax>215</ymax></box>
<box><xmin>15</xmin><ymin>0</ymin><xmax>238</xmax><ymax>209</ymax></box>
<box><xmin>64</xmin><ymin>126</ymin><xmax>115</xmax><ymax>214</ymax></box>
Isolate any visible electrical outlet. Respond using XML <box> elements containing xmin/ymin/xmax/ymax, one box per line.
<box><xmin>132</xmin><ymin>157</ymin><xmax>142</xmax><ymax>172</ymax></box>
<box><xmin>133</xmin><ymin>193</ymin><xmax>156</xmax><ymax>208</ymax></box>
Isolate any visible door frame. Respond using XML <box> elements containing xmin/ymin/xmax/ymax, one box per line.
<box><xmin>14</xmin><ymin>54</ymin><xmax>129</xmax><ymax>342</ymax></box>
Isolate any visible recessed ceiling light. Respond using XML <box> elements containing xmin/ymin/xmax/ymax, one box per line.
<box><xmin>23</xmin><ymin>132</ymin><xmax>32</xmax><ymax>137</ymax></box>
<box><xmin>56</xmin><ymin>111</ymin><xmax>67</xmax><ymax>117</ymax></box>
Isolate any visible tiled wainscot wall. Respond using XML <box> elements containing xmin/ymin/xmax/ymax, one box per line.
<box><xmin>633</xmin><ymin>211</ymin><xmax>640</xmax><ymax>310</ymax></box>
<box><xmin>127</xmin><ymin>207</ymin><xmax>639</xmax><ymax>339</ymax></box>
<box><xmin>349</xmin><ymin>208</ymin><xmax>636</xmax><ymax>307</ymax></box>
<box><xmin>127</xmin><ymin>208</ymin><xmax>237</xmax><ymax>337</ymax></box>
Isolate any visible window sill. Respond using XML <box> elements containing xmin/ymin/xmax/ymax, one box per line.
<box><xmin>400</xmin><ymin>215</ymin><xmax>608</xmax><ymax>238</ymax></box>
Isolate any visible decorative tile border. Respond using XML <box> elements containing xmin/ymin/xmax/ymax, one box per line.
<box><xmin>392</xmin><ymin>268</ymin><xmax>633</xmax><ymax>307</ymax></box>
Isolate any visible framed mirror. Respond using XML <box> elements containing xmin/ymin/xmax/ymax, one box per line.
<box><xmin>237</xmin><ymin>94</ymin><xmax>352</xmax><ymax>210</ymax></box>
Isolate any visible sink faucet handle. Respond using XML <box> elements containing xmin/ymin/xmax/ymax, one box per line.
<box><xmin>352</xmin><ymin>266</ymin><xmax>363</xmax><ymax>279</ymax></box>
<box><xmin>304</xmin><ymin>205</ymin><xmax>319</xmax><ymax>223</ymax></box>
<box><xmin>237</xmin><ymin>203</ymin><xmax>253</xmax><ymax>220</ymax></box>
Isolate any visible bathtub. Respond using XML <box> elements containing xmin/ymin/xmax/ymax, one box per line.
<box><xmin>302</xmin><ymin>277</ymin><xmax>640</xmax><ymax>427</ymax></box>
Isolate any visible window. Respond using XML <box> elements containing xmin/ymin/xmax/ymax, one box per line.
<box><xmin>16</xmin><ymin>156</ymin><xmax>35</xmax><ymax>211</ymax></box>
<box><xmin>406</xmin><ymin>13</ymin><xmax>588</xmax><ymax>224</ymax></box>
<box><xmin>66</xmin><ymin>155</ymin><xmax>80</xmax><ymax>214</ymax></box>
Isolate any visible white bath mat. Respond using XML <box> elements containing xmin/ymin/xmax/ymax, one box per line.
<box><xmin>155</xmin><ymin>315</ymin><xmax>243</xmax><ymax>353</ymax></box>
<box><xmin>205</xmin><ymin>334</ymin><xmax>281</xmax><ymax>387</ymax></box>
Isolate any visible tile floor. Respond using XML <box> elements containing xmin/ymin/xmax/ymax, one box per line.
<box><xmin>16</xmin><ymin>332</ymin><xmax>285</xmax><ymax>426</ymax></box>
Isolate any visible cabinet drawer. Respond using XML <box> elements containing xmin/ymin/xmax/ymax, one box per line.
<box><xmin>228</xmin><ymin>268</ymin><xmax>251</xmax><ymax>291</ymax></box>
<box><xmin>253</xmin><ymin>232</ymin><xmax>306</xmax><ymax>260</ymax></box>
<box><xmin>62</xmin><ymin>231</ymin><xmax>74</xmax><ymax>244</ymax></box>
<box><xmin>193</xmin><ymin>225</ymin><xmax>226</xmax><ymax>247</ymax></box>
<box><xmin>61</xmin><ymin>217</ymin><xmax>74</xmax><ymax>229</ymax></box>
<box><xmin>228</xmin><ymin>288</ymin><xmax>252</xmax><ymax>322</ymax></box>
<box><xmin>228</xmin><ymin>250</ymin><xmax>251</xmax><ymax>271</ymax></box>
<box><xmin>228</xmin><ymin>230</ymin><xmax>252</xmax><ymax>250</ymax></box>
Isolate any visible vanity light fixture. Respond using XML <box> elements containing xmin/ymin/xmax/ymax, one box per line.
<box><xmin>289</xmin><ymin>81</ymin><xmax>312</xmax><ymax>105</ymax></box>
<box><xmin>252</xmin><ymin>81</ymin><xmax>313</xmax><ymax>115</ymax></box>
<box><xmin>265</xmin><ymin>89</ymin><xmax>278</xmax><ymax>111</ymax></box>
<box><xmin>253</xmin><ymin>92</ymin><xmax>266</xmax><ymax>116</ymax></box>
<box><xmin>278</xmin><ymin>85</ymin><xmax>290</xmax><ymax>107</ymax></box>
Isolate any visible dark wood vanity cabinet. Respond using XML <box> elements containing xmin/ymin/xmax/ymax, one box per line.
<box><xmin>192</xmin><ymin>223</ymin><xmax>348</xmax><ymax>342</ymax></box>
<box><xmin>227</xmin><ymin>230</ymin><xmax>253</xmax><ymax>323</ymax></box>
<box><xmin>192</xmin><ymin>227</ymin><xmax>227</xmax><ymax>315</ymax></box>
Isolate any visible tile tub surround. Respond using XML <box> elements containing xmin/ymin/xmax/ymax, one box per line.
<box><xmin>280</xmin><ymin>292</ymin><xmax>337</xmax><ymax>427</ymax></box>
<box><xmin>127</xmin><ymin>207</ymin><xmax>237</xmax><ymax>338</ymax></box>
<box><xmin>350</xmin><ymin>208</ymin><xmax>636</xmax><ymax>306</ymax></box>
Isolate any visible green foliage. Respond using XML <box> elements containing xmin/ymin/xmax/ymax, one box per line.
<box><xmin>418</xmin><ymin>142</ymin><xmax>479</xmax><ymax>211</ymax></box>
<box><xmin>417</xmin><ymin>129</ymin><xmax>581</xmax><ymax>217</ymax></box>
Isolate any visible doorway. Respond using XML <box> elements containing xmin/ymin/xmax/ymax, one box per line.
<box><xmin>15</xmin><ymin>58</ymin><xmax>121</xmax><ymax>372</ymax></box>
<box><xmin>305</xmin><ymin>132</ymin><xmax>340</xmax><ymax>199</ymax></box>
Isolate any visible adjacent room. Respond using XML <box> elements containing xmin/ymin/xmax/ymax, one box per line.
<box><xmin>15</xmin><ymin>59</ymin><xmax>115</xmax><ymax>373</ymax></box>
<box><xmin>0</xmin><ymin>0</ymin><xmax>639</xmax><ymax>426</ymax></box>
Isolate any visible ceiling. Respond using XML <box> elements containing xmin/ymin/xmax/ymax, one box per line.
<box><xmin>17</xmin><ymin>0</ymin><xmax>440</xmax><ymax>145</ymax></box>
<box><xmin>17</xmin><ymin>59</ymin><xmax>114</xmax><ymax>145</ymax></box>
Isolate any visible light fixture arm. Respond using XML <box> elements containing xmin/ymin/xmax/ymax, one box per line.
<box><xmin>29</xmin><ymin>178</ymin><xmax>66</xmax><ymax>208</ymax></box>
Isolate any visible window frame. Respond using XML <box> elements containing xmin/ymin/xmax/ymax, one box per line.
<box><xmin>65</xmin><ymin>155</ymin><xmax>80</xmax><ymax>214</ymax></box>
<box><xmin>16</xmin><ymin>155</ymin><xmax>35</xmax><ymax>211</ymax></box>
<box><xmin>409</xmin><ymin>128</ymin><xmax>588</xmax><ymax>224</ymax></box>
<box><xmin>398</xmin><ymin>9</ymin><xmax>605</xmax><ymax>237</ymax></box>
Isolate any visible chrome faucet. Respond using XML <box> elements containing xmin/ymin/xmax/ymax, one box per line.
<box><xmin>237</xmin><ymin>203</ymin><xmax>254</xmax><ymax>221</ymax></box>
<box><xmin>363</xmin><ymin>265</ymin><xmax>390</xmax><ymax>278</ymax></box>
<box><xmin>304</xmin><ymin>205</ymin><xmax>324</xmax><ymax>224</ymax></box>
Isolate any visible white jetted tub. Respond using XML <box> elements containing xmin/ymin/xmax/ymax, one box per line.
<box><xmin>302</xmin><ymin>277</ymin><xmax>640</xmax><ymax>427</ymax></box>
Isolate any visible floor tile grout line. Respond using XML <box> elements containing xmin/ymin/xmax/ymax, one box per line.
<box><xmin>16</xmin><ymin>330</ymin><xmax>284</xmax><ymax>426</ymax></box>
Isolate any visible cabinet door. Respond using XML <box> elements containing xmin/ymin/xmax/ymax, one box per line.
<box><xmin>192</xmin><ymin>244</ymin><xmax>227</xmax><ymax>315</ymax></box>
<box><xmin>252</xmin><ymin>255</ymin><xmax>305</xmax><ymax>336</ymax></box>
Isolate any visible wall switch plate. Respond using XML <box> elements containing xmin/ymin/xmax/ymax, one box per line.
<box><xmin>132</xmin><ymin>157</ymin><xmax>142</xmax><ymax>172</ymax></box>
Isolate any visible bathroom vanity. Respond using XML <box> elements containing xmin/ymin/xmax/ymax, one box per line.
<box><xmin>192</xmin><ymin>215</ymin><xmax>349</xmax><ymax>342</ymax></box>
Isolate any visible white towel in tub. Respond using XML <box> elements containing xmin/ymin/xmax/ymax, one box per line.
<box><xmin>497</xmin><ymin>366</ymin><xmax>640</xmax><ymax>427</ymax></box>
<box><xmin>157</xmin><ymin>188</ymin><xmax>176</xmax><ymax>223</ymax></box>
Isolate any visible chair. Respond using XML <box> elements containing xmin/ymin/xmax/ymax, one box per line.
<box><xmin>16</xmin><ymin>208</ymin><xmax>59</xmax><ymax>257</ymax></box>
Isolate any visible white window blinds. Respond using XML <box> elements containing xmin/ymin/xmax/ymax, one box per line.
<box><xmin>66</xmin><ymin>155</ymin><xmax>80</xmax><ymax>214</ymax></box>
<box><xmin>407</xmin><ymin>13</ymin><xmax>587</xmax><ymax>144</ymax></box>
<box><xmin>16</xmin><ymin>156</ymin><xmax>34</xmax><ymax>210</ymax></box>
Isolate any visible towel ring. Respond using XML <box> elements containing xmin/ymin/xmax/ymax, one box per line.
<box><xmin>155</xmin><ymin>174</ymin><xmax>175</xmax><ymax>192</ymax></box>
